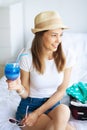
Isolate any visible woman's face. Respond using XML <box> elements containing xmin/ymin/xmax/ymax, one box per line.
<box><xmin>42</xmin><ymin>28</ymin><xmax>63</xmax><ymax>52</ymax></box>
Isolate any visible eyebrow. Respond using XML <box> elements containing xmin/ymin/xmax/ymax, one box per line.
<box><xmin>51</xmin><ymin>32</ymin><xmax>63</xmax><ymax>35</ymax></box>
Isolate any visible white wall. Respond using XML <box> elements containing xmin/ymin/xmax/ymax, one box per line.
<box><xmin>10</xmin><ymin>2</ymin><xmax>24</xmax><ymax>59</ymax></box>
<box><xmin>0</xmin><ymin>0</ymin><xmax>22</xmax><ymax>6</ymax></box>
<box><xmin>0</xmin><ymin>2</ymin><xmax>24</xmax><ymax>64</ymax></box>
<box><xmin>0</xmin><ymin>7</ymin><xmax>10</xmax><ymax>64</ymax></box>
<box><xmin>23</xmin><ymin>0</ymin><xmax>87</xmax><ymax>47</ymax></box>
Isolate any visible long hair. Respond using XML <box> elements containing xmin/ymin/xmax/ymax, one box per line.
<box><xmin>53</xmin><ymin>43</ymin><xmax>66</xmax><ymax>72</ymax></box>
<box><xmin>31</xmin><ymin>31</ymin><xmax>66</xmax><ymax>74</ymax></box>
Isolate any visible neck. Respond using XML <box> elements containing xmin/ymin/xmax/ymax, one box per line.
<box><xmin>43</xmin><ymin>46</ymin><xmax>53</xmax><ymax>60</ymax></box>
<box><xmin>45</xmin><ymin>51</ymin><xmax>53</xmax><ymax>60</ymax></box>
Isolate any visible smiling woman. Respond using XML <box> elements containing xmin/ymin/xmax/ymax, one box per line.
<box><xmin>5</xmin><ymin>10</ymin><xmax>76</xmax><ymax>130</ymax></box>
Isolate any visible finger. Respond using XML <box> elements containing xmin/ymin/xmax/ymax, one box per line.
<box><xmin>6</xmin><ymin>79</ymin><xmax>13</xmax><ymax>83</ymax></box>
<box><xmin>21</xmin><ymin>118</ymin><xmax>26</xmax><ymax>124</ymax></box>
<box><xmin>25</xmin><ymin>121</ymin><xmax>33</xmax><ymax>126</ymax></box>
<box><xmin>25</xmin><ymin>118</ymin><xmax>35</xmax><ymax>127</ymax></box>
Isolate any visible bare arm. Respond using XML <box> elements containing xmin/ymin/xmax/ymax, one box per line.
<box><xmin>17</xmin><ymin>69</ymin><xmax>30</xmax><ymax>98</ymax></box>
<box><xmin>35</xmin><ymin>67</ymin><xmax>72</xmax><ymax>116</ymax></box>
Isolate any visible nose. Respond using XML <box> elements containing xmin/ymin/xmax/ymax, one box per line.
<box><xmin>55</xmin><ymin>35</ymin><xmax>61</xmax><ymax>43</ymax></box>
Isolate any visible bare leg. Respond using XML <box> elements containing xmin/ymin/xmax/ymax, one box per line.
<box><xmin>21</xmin><ymin>114</ymin><xmax>50</xmax><ymax>130</ymax></box>
<box><xmin>22</xmin><ymin>104</ymin><xmax>76</xmax><ymax>130</ymax></box>
<box><xmin>45</xmin><ymin>121</ymin><xmax>76</xmax><ymax>130</ymax></box>
<box><xmin>45</xmin><ymin>104</ymin><xmax>76</xmax><ymax>130</ymax></box>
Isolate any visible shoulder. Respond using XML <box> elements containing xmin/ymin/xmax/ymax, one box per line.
<box><xmin>19</xmin><ymin>49</ymin><xmax>32</xmax><ymax>62</ymax></box>
<box><xmin>19</xmin><ymin>49</ymin><xmax>32</xmax><ymax>72</ymax></box>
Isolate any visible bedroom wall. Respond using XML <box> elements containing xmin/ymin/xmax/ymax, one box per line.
<box><xmin>0</xmin><ymin>3</ymin><xmax>24</xmax><ymax>64</ymax></box>
<box><xmin>0</xmin><ymin>7</ymin><xmax>10</xmax><ymax>78</ymax></box>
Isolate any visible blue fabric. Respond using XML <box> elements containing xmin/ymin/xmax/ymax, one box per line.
<box><xmin>16</xmin><ymin>97</ymin><xmax>60</xmax><ymax>121</ymax></box>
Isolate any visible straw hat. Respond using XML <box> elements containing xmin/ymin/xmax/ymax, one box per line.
<box><xmin>31</xmin><ymin>11</ymin><xmax>68</xmax><ymax>34</ymax></box>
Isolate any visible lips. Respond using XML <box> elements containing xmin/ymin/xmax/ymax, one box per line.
<box><xmin>52</xmin><ymin>44</ymin><xmax>58</xmax><ymax>49</ymax></box>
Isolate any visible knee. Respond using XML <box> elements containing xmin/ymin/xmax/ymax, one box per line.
<box><xmin>59</xmin><ymin>104</ymin><xmax>70</xmax><ymax>118</ymax></box>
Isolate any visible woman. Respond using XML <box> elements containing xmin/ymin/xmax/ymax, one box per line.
<box><xmin>7</xmin><ymin>11</ymin><xmax>76</xmax><ymax>130</ymax></box>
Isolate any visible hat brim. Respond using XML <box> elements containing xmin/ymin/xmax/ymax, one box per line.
<box><xmin>31</xmin><ymin>25</ymin><xmax>69</xmax><ymax>34</ymax></box>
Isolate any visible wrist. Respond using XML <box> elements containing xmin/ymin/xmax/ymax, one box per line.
<box><xmin>17</xmin><ymin>85</ymin><xmax>25</xmax><ymax>95</ymax></box>
<box><xmin>34</xmin><ymin>108</ymin><xmax>43</xmax><ymax>117</ymax></box>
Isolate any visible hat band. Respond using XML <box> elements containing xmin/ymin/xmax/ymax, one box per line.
<box><xmin>35</xmin><ymin>18</ymin><xmax>63</xmax><ymax>29</ymax></box>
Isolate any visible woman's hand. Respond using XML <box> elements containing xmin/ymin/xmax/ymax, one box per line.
<box><xmin>21</xmin><ymin>111</ymin><xmax>39</xmax><ymax>127</ymax></box>
<box><xmin>6</xmin><ymin>77</ymin><xmax>22</xmax><ymax>91</ymax></box>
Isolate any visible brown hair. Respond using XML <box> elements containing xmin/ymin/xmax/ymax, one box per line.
<box><xmin>31</xmin><ymin>31</ymin><xmax>66</xmax><ymax>74</ymax></box>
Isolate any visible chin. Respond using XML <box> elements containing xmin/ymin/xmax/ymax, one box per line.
<box><xmin>52</xmin><ymin>48</ymin><xmax>57</xmax><ymax>52</ymax></box>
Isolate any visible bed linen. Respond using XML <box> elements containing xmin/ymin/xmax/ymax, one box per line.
<box><xmin>0</xmin><ymin>33</ymin><xmax>87</xmax><ymax>130</ymax></box>
<box><xmin>0</xmin><ymin>76</ymin><xmax>21</xmax><ymax>130</ymax></box>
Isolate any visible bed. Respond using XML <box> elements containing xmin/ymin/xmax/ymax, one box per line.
<box><xmin>0</xmin><ymin>32</ymin><xmax>87</xmax><ymax>130</ymax></box>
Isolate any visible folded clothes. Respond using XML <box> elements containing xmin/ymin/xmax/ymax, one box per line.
<box><xmin>66</xmin><ymin>82</ymin><xmax>87</xmax><ymax>103</ymax></box>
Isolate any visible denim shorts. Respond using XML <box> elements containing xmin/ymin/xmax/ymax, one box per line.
<box><xmin>16</xmin><ymin>97</ymin><xmax>60</xmax><ymax>121</ymax></box>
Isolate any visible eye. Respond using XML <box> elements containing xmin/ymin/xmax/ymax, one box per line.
<box><xmin>60</xmin><ymin>33</ymin><xmax>63</xmax><ymax>37</ymax></box>
<box><xmin>51</xmin><ymin>34</ymin><xmax>57</xmax><ymax>37</ymax></box>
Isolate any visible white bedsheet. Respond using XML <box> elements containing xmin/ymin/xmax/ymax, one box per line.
<box><xmin>0</xmin><ymin>76</ymin><xmax>21</xmax><ymax>130</ymax></box>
